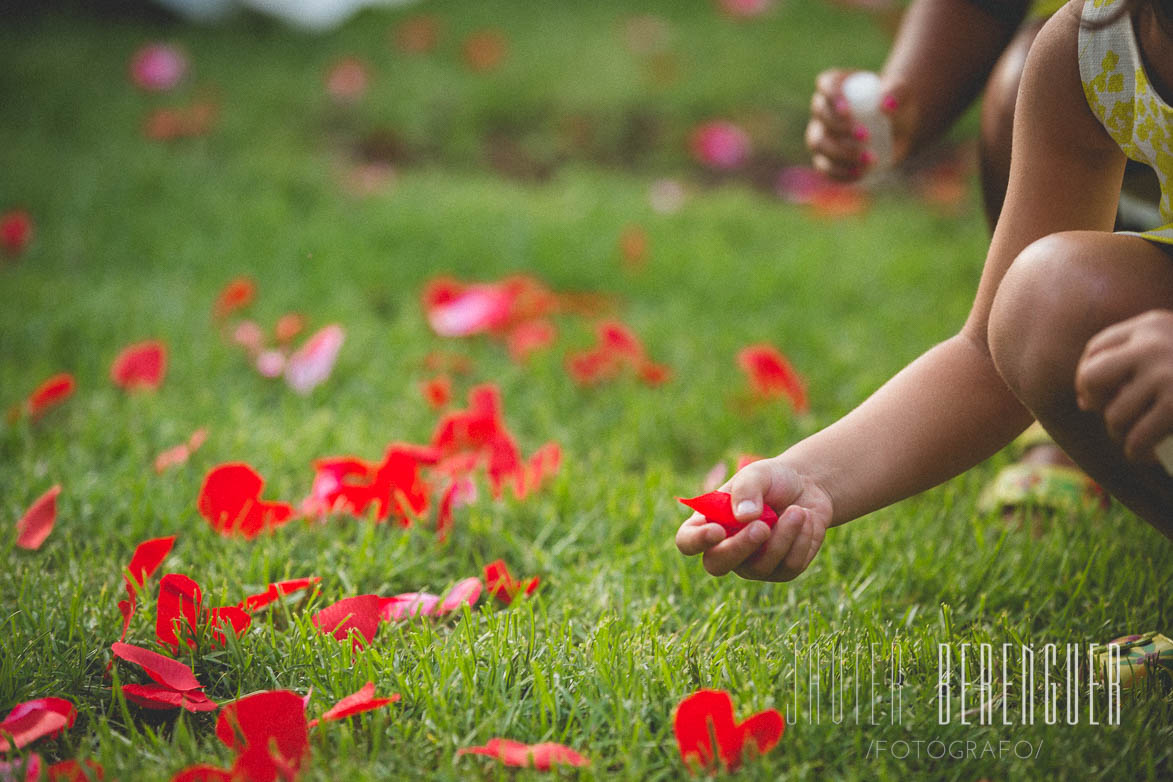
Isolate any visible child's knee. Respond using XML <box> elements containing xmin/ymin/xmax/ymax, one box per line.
<box><xmin>989</xmin><ymin>233</ymin><xmax>1101</xmax><ymax>407</ymax></box>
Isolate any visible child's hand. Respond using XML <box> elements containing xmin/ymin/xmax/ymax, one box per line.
<box><xmin>675</xmin><ymin>458</ymin><xmax>833</xmax><ymax>582</ymax></box>
<box><xmin>1076</xmin><ymin>309</ymin><xmax>1173</xmax><ymax>462</ymax></box>
<box><xmin>805</xmin><ymin>69</ymin><xmax>906</xmax><ymax>181</ymax></box>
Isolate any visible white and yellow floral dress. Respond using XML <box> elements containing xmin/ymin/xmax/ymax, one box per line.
<box><xmin>1079</xmin><ymin>0</ymin><xmax>1173</xmax><ymax>245</ymax></box>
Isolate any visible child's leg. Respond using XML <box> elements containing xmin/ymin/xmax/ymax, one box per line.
<box><xmin>989</xmin><ymin>231</ymin><xmax>1173</xmax><ymax>535</ymax></box>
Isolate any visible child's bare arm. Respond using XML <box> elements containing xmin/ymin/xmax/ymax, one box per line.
<box><xmin>680</xmin><ymin>3</ymin><xmax>1128</xmax><ymax>579</ymax></box>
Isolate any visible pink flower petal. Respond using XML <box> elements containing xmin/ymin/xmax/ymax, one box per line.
<box><xmin>285</xmin><ymin>325</ymin><xmax>344</xmax><ymax>394</ymax></box>
<box><xmin>15</xmin><ymin>485</ymin><xmax>60</xmax><ymax>551</ymax></box>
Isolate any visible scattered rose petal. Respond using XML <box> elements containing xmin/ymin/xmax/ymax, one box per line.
<box><xmin>45</xmin><ymin>759</ymin><xmax>104</xmax><ymax>782</ymax></box>
<box><xmin>129</xmin><ymin>43</ymin><xmax>188</xmax><ymax>92</ymax></box>
<box><xmin>0</xmin><ymin>210</ymin><xmax>33</xmax><ymax>256</ymax></box>
<box><xmin>439</xmin><ymin>577</ymin><xmax>483</xmax><ymax>614</ymax></box>
<box><xmin>154</xmin><ymin>428</ymin><xmax>208</xmax><ymax>473</ymax></box>
<box><xmin>462</xmin><ymin>29</ymin><xmax>508</xmax><ymax>72</ymax></box>
<box><xmin>737</xmin><ymin>344</ymin><xmax>808</xmax><ymax>412</ymax></box>
<box><xmin>215</xmin><ymin>277</ymin><xmax>256</xmax><ymax>320</ymax></box>
<box><xmin>155</xmin><ymin>573</ymin><xmax>204</xmax><ymax>652</ymax></box>
<box><xmin>255</xmin><ymin>350</ymin><xmax>286</xmax><ymax>378</ymax></box>
<box><xmin>23</xmin><ymin>373</ymin><xmax>75</xmax><ymax>421</ymax></box>
<box><xmin>285</xmin><ymin>324</ymin><xmax>344</xmax><ymax>394</ymax></box>
<box><xmin>435</xmin><ymin>477</ymin><xmax>476</xmax><ymax>541</ymax></box>
<box><xmin>689</xmin><ymin>121</ymin><xmax>750</xmax><ymax>170</ymax></box>
<box><xmin>678</xmin><ymin>491</ymin><xmax>778</xmax><ymax>534</ymax></box>
<box><xmin>378</xmin><ymin>592</ymin><xmax>439</xmax><ymax>622</ymax></box>
<box><xmin>618</xmin><ymin>225</ymin><xmax>648</xmax><ymax>269</ymax></box>
<box><xmin>274</xmin><ymin>313</ymin><xmax>305</xmax><ymax>344</ymax></box>
<box><xmin>232</xmin><ymin>321</ymin><xmax>265</xmax><ymax>354</ymax></box>
<box><xmin>110</xmin><ymin>340</ymin><xmax>167</xmax><ymax>391</ymax></box>
<box><xmin>622</xmin><ymin>14</ymin><xmax>671</xmax><ymax>55</ymax></box>
<box><xmin>0</xmin><ymin>698</ymin><xmax>76</xmax><ymax>753</ymax></box>
<box><xmin>170</xmin><ymin>765</ymin><xmax>234</xmax><ymax>782</ymax></box>
<box><xmin>420</xmin><ymin>375</ymin><xmax>451</xmax><ymax>409</ymax></box>
<box><xmin>458</xmin><ymin>739</ymin><xmax>589</xmax><ymax>770</ymax></box>
<box><xmin>239</xmin><ymin>578</ymin><xmax>320</xmax><ymax>612</ymax></box>
<box><xmin>483</xmin><ymin>559</ymin><xmax>539</xmax><ymax>605</ymax></box>
<box><xmin>324</xmin><ymin>57</ymin><xmax>369</xmax><ymax>101</ymax></box>
<box><xmin>424</xmin><ymin>282</ymin><xmax>515</xmax><ymax>337</ymax></box>
<box><xmin>674</xmin><ymin>689</ymin><xmax>784</xmax><ymax>772</ymax></box>
<box><xmin>143</xmin><ymin>101</ymin><xmax>218</xmax><ymax>141</ymax></box>
<box><xmin>392</xmin><ymin>14</ymin><xmax>441</xmax><ymax>54</ymax></box>
<box><xmin>304</xmin><ymin>444</ymin><xmax>432</xmax><ymax>523</ymax></box>
<box><xmin>215</xmin><ymin>690</ymin><xmax>309</xmax><ymax>782</ymax></box>
<box><xmin>15</xmin><ymin>485</ymin><xmax>60</xmax><ymax>551</ymax></box>
<box><xmin>118</xmin><ymin>535</ymin><xmax>176</xmax><ymax>642</ymax></box>
<box><xmin>308</xmin><ymin>682</ymin><xmax>399</xmax><ymax>729</ymax></box>
<box><xmin>197</xmin><ymin>463</ymin><xmax>296</xmax><ymax>539</ymax></box>
<box><xmin>0</xmin><ymin>754</ymin><xmax>41</xmax><ymax>782</ymax></box>
<box><xmin>312</xmin><ymin>595</ymin><xmax>383</xmax><ymax>649</ymax></box>
<box><xmin>566</xmin><ymin>321</ymin><xmax>669</xmax><ymax>387</ymax></box>
<box><xmin>718</xmin><ymin>0</ymin><xmax>773</xmax><ymax>18</ymax></box>
<box><xmin>506</xmin><ymin>319</ymin><xmax>556</xmax><ymax>363</ymax></box>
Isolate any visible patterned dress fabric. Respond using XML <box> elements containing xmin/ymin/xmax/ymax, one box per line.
<box><xmin>1079</xmin><ymin>0</ymin><xmax>1173</xmax><ymax>244</ymax></box>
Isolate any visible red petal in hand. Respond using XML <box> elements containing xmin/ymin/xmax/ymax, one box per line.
<box><xmin>15</xmin><ymin>485</ymin><xmax>61</xmax><ymax>551</ymax></box>
<box><xmin>423</xmin><ymin>279</ymin><xmax>514</xmax><ymax>337</ymax></box>
<box><xmin>155</xmin><ymin>428</ymin><xmax>208</xmax><ymax>473</ymax></box>
<box><xmin>45</xmin><ymin>758</ymin><xmax>105</xmax><ymax>782</ymax></box>
<box><xmin>213</xmin><ymin>276</ymin><xmax>256</xmax><ymax>320</ymax></box>
<box><xmin>673</xmin><ymin>689</ymin><xmax>784</xmax><ymax>772</ymax></box>
<box><xmin>110</xmin><ymin>340</ymin><xmax>168</xmax><ymax>391</ymax></box>
<box><xmin>458</xmin><ymin>739</ymin><xmax>589</xmax><ymax>770</ymax></box>
<box><xmin>311</xmin><ymin>595</ymin><xmax>382</xmax><ymax>650</ymax></box>
<box><xmin>0</xmin><ymin>697</ymin><xmax>76</xmax><ymax>753</ymax></box>
<box><xmin>736</xmin><ymin>344</ymin><xmax>808</xmax><ymax>412</ymax></box>
<box><xmin>483</xmin><ymin>560</ymin><xmax>539</xmax><ymax>605</ymax></box>
<box><xmin>239</xmin><ymin>577</ymin><xmax>320</xmax><ymax>612</ymax></box>
<box><xmin>215</xmin><ymin>690</ymin><xmax>309</xmax><ymax>782</ymax></box>
<box><xmin>197</xmin><ymin>463</ymin><xmax>295</xmax><ymax>539</ymax></box>
<box><xmin>156</xmin><ymin>573</ymin><xmax>204</xmax><ymax>652</ymax></box>
<box><xmin>308</xmin><ymin>682</ymin><xmax>399</xmax><ymax>728</ymax></box>
<box><xmin>677</xmin><ymin>491</ymin><xmax>778</xmax><ymax>535</ymax></box>
<box><xmin>24</xmin><ymin>374</ymin><xmax>75</xmax><ymax>420</ymax></box>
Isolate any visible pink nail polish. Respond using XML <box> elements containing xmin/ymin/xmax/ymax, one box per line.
<box><xmin>853</xmin><ymin>125</ymin><xmax>869</xmax><ymax>141</ymax></box>
<box><xmin>880</xmin><ymin>94</ymin><xmax>898</xmax><ymax>113</ymax></box>
<box><xmin>860</xmin><ymin>149</ymin><xmax>875</xmax><ymax>166</ymax></box>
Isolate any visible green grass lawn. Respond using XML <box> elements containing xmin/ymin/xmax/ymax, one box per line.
<box><xmin>2</xmin><ymin>1</ymin><xmax>1171</xmax><ymax>779</ymax></box>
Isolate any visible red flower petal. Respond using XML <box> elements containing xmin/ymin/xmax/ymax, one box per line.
<box><xmin>674</xmin><ymin>689</ymin><xmax>783</xmax><ymax>772</ymax></box>
<box><xmin>378</xmin><ymin>593</ymin><xmax>440</xmax><ymax>622</ymax></box>
<box><xmin>689</xmin><ymin>121</ymin><xmax>750</xmax><ymax>170</ymax></box>
<box><xmin>129</xmin><ymin>43</ymin><xmax>188</xmax><ymax>92</ymax></box>
<box><xmin>111</xmin><ymin>642</ymin><xmax>204</xmax><ymax>691</ymax></box>
<box><xmin>110</xmin><ymin>340</ymin><xmax>167</xmax><ymax>392</ymax></box>
<box><xmin>420</xmin><ymin>375</ymin><xmax>451</xmax><ymax>409</ymax></box>
<box><xmin>439</xmin><ymin>577</ymin><xmax>483</xmax><ymax>614</ymax></box>
<box><xmin>458</xmin><ymin>739</ymin><xmax>589</xmax><ymax>770</ymax></box>
<box><xmin>15</xmin><ymin>485</ymin><xmax>60</xmax><ymax>551</ymax></box>
<box><xmin>156</xmin><ymin>573</ymin><xmax>204</xmax><ymax>652</ymax></box>
<box><xmin>215</xmin><ymin>690</ymin><xmax>309</xmax><ymax>782</ymax></box>
<box><xmin>25</xmin><ymin>374</ymin><xmax>75</xmax><ymax>420</ymax></box>
<box><xmin>736</xmin><ymin>344</ymin><xmax>808</xmax><ymax>412</ymax></box>
<box><xmin>122</xmin><ymin>684</ymin><xmax>217</xmax><ymax>713</ymax></box>
<box><xmin>285</xmin><ymin>324</ymin><xmax>345</xmax><ymax>395</ymax></box>
<box><xmin>0</xmin><ymin>754</ymin><xmax>41</xmax><ymax>782</ymax></box>
<box><xmin>170</xmin><ymin>765</ymin><xmax>234</xmax><ymax>782</ymax></box>
<box><xmin>0</xmin><ymin>209</ymin><xmax>34</xmax><ymax>256</ymax></box>
<box><xmin>324</xmin><ymin>56</ymin><xmax>369</xmax><ymax>101</ymax></box>
<box><xmin>213</xmin><ymin>277</ymin><xmax>255</xmax><ymax>320</ymax></box>
<box><xmin>155</xmin><ymin>429</ymin><xmax>207</xmax><ymax>473</ymax></box>
<box><xmin>483</xmin><ymin>560</ymin><xmax>539</xmax><ymax>605</ymax></box>
<box><xmin>119</xmin><ymin>535</ymin><xmax>176</xmax><ymax>642</ymax></box>
<box><xmin>505</xmin><ymin>319</ymin><xmax>557</xmax><ymax>363</ymax></box>
<box><xmin>239</xmin><ymin>578</ymin><xmax>320</xmax><ymax>612</ymax></box>
<box><xmin>677</xmin><ymin>491</ymin><xmax>778</xmax><ymax>535</ymax></box>
<box><xmin>45</xmin><ymin>759</ymin><xmax>104</xmax><ymax>782</ymax></box>
<box><xmin>309</xmin><ymin>682</ymin><xmax>398</xmax><ymax>728</ymax></box>
<box><xmin>0</xmin><ymin>698</ymin><xmax>76</xmax><ymax>753</ymax></box>
<box><xmin>311</xmin><ymin>595</ymin><xmax>382</xmax><ymax>649</ymax></box>
<box><xmin>461</xmin><ymin>29</ymin><xmax>508</xmax><ymax>72</ymax></box>
<box><xmin>197</xmin><ymin>463</ymin><xmax>295</xmax><ymax>539</ymax></box>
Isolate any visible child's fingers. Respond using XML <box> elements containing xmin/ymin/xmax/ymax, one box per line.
<box><xmin>728</xmin><ymin>459</ymin><xmax>794</xmax><ymax>521</ymax></box>
<box><xmin>1075</xmin><ymin>341</ymin><xmax>1135</xmax><ymax>411</ymax></box>
<box><xmin>1101</xmin><ymin>375</ymin><xmax>1154</xmax><ymax>443</ymax></box>
<box><xmin>814</xmin><ymin>68</ymin><xmax>853</xmax><ymax>117</ymax></box>
<box><xmin>805</xmin><ymin>122</ymin><xmax>865</xmax><ymax>178</ymax></box>
<box><xmin>1123</xmin><ymin>398</ymin><xmax>1172</xmax><ymax>462</ymax></box>
<box><xmin>700</xmin><ymin>521</ymin><xmax>771</xmax><ymax>577</ymax></box>
<box><xmin>734</xmin><ymin>506</ymin><xmax>806</xmax><ymax>581</ymax></box>
<box><xmin>675</xmin><ymin>515</ymin><xmax>727</xmax><ymax>556</ymax></box>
